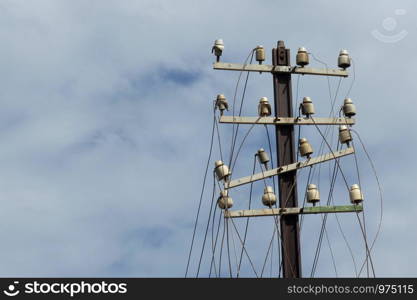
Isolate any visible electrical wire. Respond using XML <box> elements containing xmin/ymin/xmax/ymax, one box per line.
<box><xmin>236</xmin><ymin>155</ymin><xmax>257</xmax><ymax>277</ymax></box>
<box><xmin>258</xmin><ymin>163</ymin><xmax>298</xmax><ymax>278</ymax></box>
<box><xmin>345</xmin><ymin>58</ymin><xmax>356</xmax><ymax>98</ymax></box>
<box><xmin>231</xmin><ymin>122</ymin><xmax>258</xmax><ymax>171</ymax></box>
<box><xmin>185</xmin><ymin>107</ymin><xmax>216</xmax><ymax>277</ymax></box>
<box><xmin>199</xmin><ymin>49</ymin><xmax>372</xmax><ymax>279</ymax></box>
<box><xmin>196</xmin><ymin>172</ymin><xmax>217</xmax><ymax>277</ymax></box>
<box><xmin>218</xmin><ymin>209</ymin><xmax>227</xmax><ymax>276</ymax></box>
<box><xmin>306</xmin><ymin>55</ymin><xmax>346</xmax><ymax>276</ymax></box>
<box><xmin>215</xmin><ymin>117</ymin><xmax>224</xmax><ymax>162</ymax></box>
<box><xmin>228</xmin><ymin>50</ymin><xmax>255</xmax><ymax>168</ymax></box>
<box><xmin>351</xmin><ymin>138</ymin><xmax>369</xmax><ymax>277</ymax></box>
<box><xmin>351</xmin><ymin>129</ymin><xmax>383</xmax><ymax>277</ymax></box>
<box><xmin>225</xmin><ymin>216</ymin><xmax>233</xmax><ymax>277</ymax></box>
<box><xmin>230</xmin><ymin>217</ymin><xmax>259</xmax><ymax>277</ymax></box>
<box><xmin>264</xmin><ymin>124</ymin><xmax>281</xmax><ymax>276</ymax></box>
<box><xmin>311</xmin><ymin>151</ymin><xmax>340</xmax><ymax>277</ymax></box>
<box><xmin>209</xmin><ymin>208</ymin><xmax>222</xmax><ymax>277</ymax></box>
<box><xmin>230</xmin><ymin>220</ymin><xmax>239</xmax><ymax>276</ymax></box>
<box><xmin>264</xmin><ymin>125</ymin><xmax>276</xmax><ymax>193</ymax></box>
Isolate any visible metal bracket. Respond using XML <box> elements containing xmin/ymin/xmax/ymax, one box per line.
<box><xmin>213</xmin><ymin>62</ymin><xmax>348</xmax><ymax>77</ymax></box>
<box><xmin>219</xmin><ymin>116</ymin><xmax>355</xmax><ymax>126</ymax></box>
<box><xmin>225</xmin><ymin>147</ymin><xmax>354</xmax><ymax>189</ymax></box>
<box><xmin>224</xmin><ymin>204</ymin><xmax>363</xmax><ymax>218</ymax></box>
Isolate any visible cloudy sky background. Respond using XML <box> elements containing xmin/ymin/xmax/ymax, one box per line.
<box><xmin>0</xmin><ymin>0</ymin><xmax>416</xmax><ymax>277</ymax></box>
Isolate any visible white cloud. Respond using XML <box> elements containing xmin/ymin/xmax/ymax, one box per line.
<box><xmin>0</xmin><ymin>0</ymin><xmax>415</xmax><ymax>277</ymax></box>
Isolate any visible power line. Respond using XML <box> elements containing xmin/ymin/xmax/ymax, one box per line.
<box><xmin>185</xmin><ymin>108</ymin><xmax>216</xmax><ymax>277</ymax></box>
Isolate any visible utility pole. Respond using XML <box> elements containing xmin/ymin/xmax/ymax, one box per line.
<box><xmin>209</xmin><ymin>39</ymin><xmax>361</xmax><ymax>278</ymax></box>
<box><xmin>272</xmin><ymin>41</ymin><xmax>301</xmax><ymax>278</ymax></box>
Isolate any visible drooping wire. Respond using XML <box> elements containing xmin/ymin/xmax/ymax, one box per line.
<box><xmin>311</xmin><ymin>117</ymin><xmax>350</xmax><ymax>189</ymax></box>
<box><xmin>351</xmin><ymin>129</ymin><xmax>383</xmax><ymax>277</ymax></box>
<box><xmin>209</xmin><ymin>208</ymin><xmax>222</xmax><ymax>277</ymax></box>
<box><xmin>196</xmin><ymin>171</ymin><xmax>217</xmax><ymax>277</ymax></box>
<box><xmin>311</xmin><ymin>53</ymin><xmax>348</xmax><ymax>275</ymax></box>
<box><xmin>230</xmin><ymin>217</ymin><xmax>259</xmax><ymax>277</ymax></box>
<box><xmin>309</xmin><ymin>121</ymin><xmax>370</xmax><ymax>277</ymax></box>
<box><xmin>351</xmin><ymin>138</ymin><xmax>369</xmax><ymax>276</ymax></box>
<box><xmin>322</xmin><ymin>215</ymin><xmax>338</xmax><ymax>277</ymax></box>
<box><xmin>258</xmin><ymin>166</ymin><xmax>298</xmax><ymax>277</ymax></box>
<box><xmin>185</xmin><ymin>106</ymin><xmax>216</xmax><ymax>277</ymax></box>
<box><xmin>309</xmin><ymin>53</ymin><xmax>343</xmax><ymax>185</ymax></box>
<box><xmin>264</xmin><ymin>124</ymin><xmax>281</xmax><ymax>276</ymax></box>
<box><xmin>354</xmin><ymin>209</ymin><xmax>376</xmax><ymax>277</ymax></box>
<box><xmin>231</xmin><ymin>122</ymin><xmax>258</xmax><ymax>170</ymax></box>
<box><xmin>311</xmin><ymin>149</ymin><xmax>340</xmax><ymax>277</ymax></box>
<box><xmin>309</xmin><ymin>151</ymin><xmax>340</xmax><ymax>277</ymax></box>
<box><xmin>299</xmin><ymin>166</ymin><xmax>313</xmax><ymax>229</ymax></box>
<box><xmin>215</xmin><ymin>117</ymin><xmax>224</xmax><ymax>162</ymax></box>
<box><xmin>310</xmin><ymin>115</ymin><xmax>357</xmax><ymax>276</ymax></box>
<box><xmin>345</xmin><ymin>58</ymin><xmax>356</xmax><ymax>98</ymax></box>
<box><xmin>228</xmin><ymin>50</ymin><xmax>255</xmax><ymax>169</ymax></box>
<box><xmin>264</xmin><ymin>125</ymin><xmax>276</xmax><ymax>193</ymax></box>
<box><xmin>270</xmin><ymin>231</ymin><xmax>274</xmax><ymax>277</ymax></box>
<box><xmin>229</xmin><ymin>220</ymin><xmax>239</xmax><ymax>276</ymax></box>
<box><xmin>225</xmin><ymin>216</ymin><xmax>233</xmax><ymax>277</ymax></box>
<box><xmin>261</xmin><ymin>223</ymin><xmax>277</xmax><ymax>277</ymax></box>
<box><xmin>236</xmin><ymin>155</ymin><xmax>257</xmax><ymax>277</ymax></box>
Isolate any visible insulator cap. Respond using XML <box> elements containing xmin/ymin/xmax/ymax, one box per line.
<box><xmin>307</xmin><ymin>184</ymin><xmax>320</xmax><ymax>204</ymax></box>
<box><xmin>262</xmin><ymin>186</ymin><xmax>277</xmax><ymax>206</ymax></box>
<box><xmin>349</xmin><ymin>184</ymin><xmax>364</xmax><ymax>204</ymax></box>
<box><xmin>338</xmin><ymin>49</ymin><xmax>351</xmax><ymax>69</ymax></box>
<box><xmin>258</xmin><ymin>97</ymin><xmax>272</xmax><ymax>117</ymax></box>
<box><xmin>215</xmin><ymin>94</ymin><xmax>228</xmax><ymax>113</ymax></box>
<box><xmin>259</xmin><ymin>97</ymin><xmax>268</xmax><ymax>103</ymax></box>
<box><xmin>343</xmin><ymin>98</ymin><xmax>356</xmax><ymax>117</ymax></box>
<box><xmin>218</xmin><ymin>190</ymin><xmax>233</xmax><ymax>209</ymax></box>
<box><xmin>301</xmin><ymin>96</ymin><xmax>315</xmax><ymax>116</ymax></box>
<box><xmin>257</xmin><ymin>148</ymin><xmax>270</xmax><ymax>165</ymax></box>
<box><xmin>296</xmin><ymin>47</ymin><xmax>309</xmax><ymax>67</ymax></box>
<box><xmin>214</xmin><ymin>160</ymin><xmax>230</xmax><ymax>181</ymax></box>
<box><xmin>214</xmin><ymin>39</ymin><xmax>224</xmax><ymax>47</ymax></box>
<box><xmin>256</xmin><ymin>45</ymin><xmax>265</xmax><ymax>63</ymax></box>
<box><xmin>339</xmin><ymin>125</ymin><xmax>352</xmax><ymax>144</ymax></box>
<box><xmin>299</xmin><ymin>138</ymin><xmax>313</xmax><ymax>157</ymax></box>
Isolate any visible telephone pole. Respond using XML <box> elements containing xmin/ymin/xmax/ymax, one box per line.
<box><xmin>210</xmin><ymin>39</ymin><xmax>361</xmax><ymax>278</ymax></box>
<box><xmin>272</xmin><ymin>41</ymin><xmax>301</xmax><ymax>278</ymax></box>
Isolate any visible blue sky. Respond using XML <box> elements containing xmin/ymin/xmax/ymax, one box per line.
<box><xmin>0</xmin><ymin>0</ymin><xmax>416</xmax><ymax>277</ymax></box>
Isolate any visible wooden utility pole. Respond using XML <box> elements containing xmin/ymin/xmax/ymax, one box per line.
<box><xmin>212</xmin><ymin>40</ymin><xmax>358</xmax><ymax>279</ymax></box>
<box><xmin>272</xmin><ymin>40</ymin><xmax>301</xmax><ymax>278</ymax></box>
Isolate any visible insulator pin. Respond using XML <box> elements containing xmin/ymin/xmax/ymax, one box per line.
<box><xmin>301</xmin><ymin>96</ymin><xmax>315</xmax><ymax>117</ymax></box>
<box><xmin>218</xmin><ymin>190</ymin><xmax>233</xmax><ymax>209</ymax></box>
<box><xmin>262</xmin><ymin>186</ymin><xmax>277</xmax><ymax>206</ymax></box>
<box><xmin>349</xmin><ymin>184</ymin><xmax>364</xmax><ymax>204</ymax></box>
<box><xmin>299</xmin><ymin>138</ymin><xmax>313</xmax><ymax>158</ymax></box>
<box><xmin>258</xmin><ymin>97</ymin><xmax>272</xmax><ymax>117</ymax></box>
<box><xmin>343</xmin><ymin>98</ymin><xmax>356</xmax><ymax>117</ymax></box>
<box><xmin>214</xmin><ymin>160</ymin><xmax>230</xmax><ymax>181</ymax></box>
<box><xmin>296</xmin><ymin>47</ymin><xmax>309</xmax><ymax>67</ymax></box>
<box><xmin>338</xmin><ymin>49</ymin><xmax>351</xmax><ymax>69</ymax></box>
